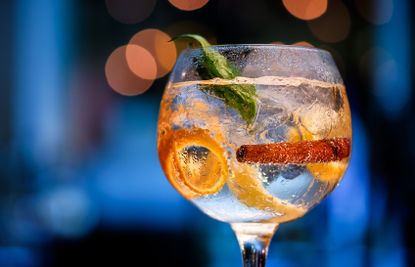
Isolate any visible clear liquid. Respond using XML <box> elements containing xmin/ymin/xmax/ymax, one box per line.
<box><xmin>158</xmin><ymin>76</ymin><xmax>351</xmax><ymax>223</ymax></box>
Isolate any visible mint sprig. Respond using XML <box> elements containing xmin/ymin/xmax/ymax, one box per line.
<box><xmin>173</xmin><ymin>34</ymin><xmax>257</xmax><ymax>124</ymax></box>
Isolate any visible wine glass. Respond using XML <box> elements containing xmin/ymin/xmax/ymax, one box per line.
<box><xmin>157</xmin><ymin>44</ymin><xmax>351</xmax><ymax>267</ymax></box>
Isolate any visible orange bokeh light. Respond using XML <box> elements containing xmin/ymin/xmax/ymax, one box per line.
<box><xmin>308</xmin><ymin>0</ymin><xmax>351</xmax><ymax>43</ymax></box>
<box><xmin>283</xmin><ymin>0</ymin><xmax>327</xmax><ymax>20</ymax></box>
<box><xmin>292</xmin><ymin>41</ymin><xmax>314</xmax><ymax>47</ymax></box>
<box><xmin>168</xmin><ymin>0</ymin><xmax>209</xmax><ymax>11</ymax></box>
<box><xmin>105</xmin><ymin>45</ymin><xmax>154</xmax><ymax>96</ymax></box>
<box><xmin>129</xmin><ymin>29</ymin><xmax>177</xmax><ymax>78</ymax></box>
<box><xmin>125</xmin><ymin>45</ymin><xmax>157</xmax><ymax>80</ymax></box>
<box><xmin>105</xmin><ymin>0</ymin><xmax>156</xmax><ymax>24</ymax></box>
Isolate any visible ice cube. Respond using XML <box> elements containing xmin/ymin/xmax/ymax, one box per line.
<box><xmin>300</xmin><ymin>103</ymin><xmax>339</xmax><ymax>138</ymax></box>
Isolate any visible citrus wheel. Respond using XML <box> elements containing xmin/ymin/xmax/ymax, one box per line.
<box><xmin>227</xmin><ymin>163</ymin><xmax>306</xmax><ymax>222</ymax></box>
<box><xmin>158</xmin><ymin>127</ymin><xmax>228</xmax><ymax>199</ymax></box>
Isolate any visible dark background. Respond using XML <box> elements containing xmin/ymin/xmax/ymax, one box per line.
<box><xmin>0</xmin><ymin>0</ymin><xmax>414</xmax><ymax>266</ymax></box>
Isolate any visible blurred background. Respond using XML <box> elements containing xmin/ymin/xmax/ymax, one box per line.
<box><xmin>0</xmin><ymin>0</ymin><xmax>414</xmax><ymax>266</ymax></box>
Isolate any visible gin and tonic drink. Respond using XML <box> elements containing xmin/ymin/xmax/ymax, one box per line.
<box><xmin>157</xmin><ymin>44</ymin><xmax>351</xmax><ymax>266</ymax></box>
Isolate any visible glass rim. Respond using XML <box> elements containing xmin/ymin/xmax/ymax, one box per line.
<box><xmin>185</xmin><ymin>43</ymin><xmax>330</xmax><ymax>54</ymax></box>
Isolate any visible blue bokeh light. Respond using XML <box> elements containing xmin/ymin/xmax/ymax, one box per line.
<box><xmin>374</xmin><ymin>0</ymin><xmax>411</xmax><ymax>118</ymax></box>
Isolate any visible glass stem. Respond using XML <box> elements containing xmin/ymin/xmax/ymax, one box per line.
<box><xmin>231</xmin><ymin>223</ymin><xmax>279</xmax><ymax>267</ymax></box>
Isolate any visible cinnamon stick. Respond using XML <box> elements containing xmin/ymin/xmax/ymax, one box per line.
<box><xmin>236</xmin><ymin>138</ymin><xmax>351</xmax><ymax>164</ymax></box>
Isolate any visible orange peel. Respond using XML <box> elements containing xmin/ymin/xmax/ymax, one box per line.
<box><xmin>158</xmin><ymin>127</ymin><xmax>228</xmax><ymax>198</ymax></box>
<box><xmin>228</xmin><ymin>164</ymin><xmax>306</xmax><ymax>222</ymax></box>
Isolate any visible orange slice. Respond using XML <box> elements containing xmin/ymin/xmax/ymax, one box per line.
<box><xmin>307</xmin><ymin>161</ymin><xmax>347</xmax><ymax>182</ymax></box>
<box><xmin>286</xmin><ymin>125</ymin><xmax>348</xmax><ymax>183</ymax></box>
<box><xmin>158</xmin><ymin>127</ymin><xmax>228</xmax><ymax>199</ymax></box>
<box><xmin>228</xmin><ymin>163</ymin><xmax>306</xmax><ymax>223</ymax></box>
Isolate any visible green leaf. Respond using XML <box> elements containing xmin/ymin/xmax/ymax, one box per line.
<box><xmin>171</xmin><ymin>34</ymin><xmax>211</xmax><ymax>48</ymax></box>
<box><xmin>206</xmin><ymin>84</ymin><xmax>257</xmax><ymax>124</ymax></box>
<box><xmin>174</xmin><ymin>34</ymin><xmax>257</xmax><ymax>124</ymax></box>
